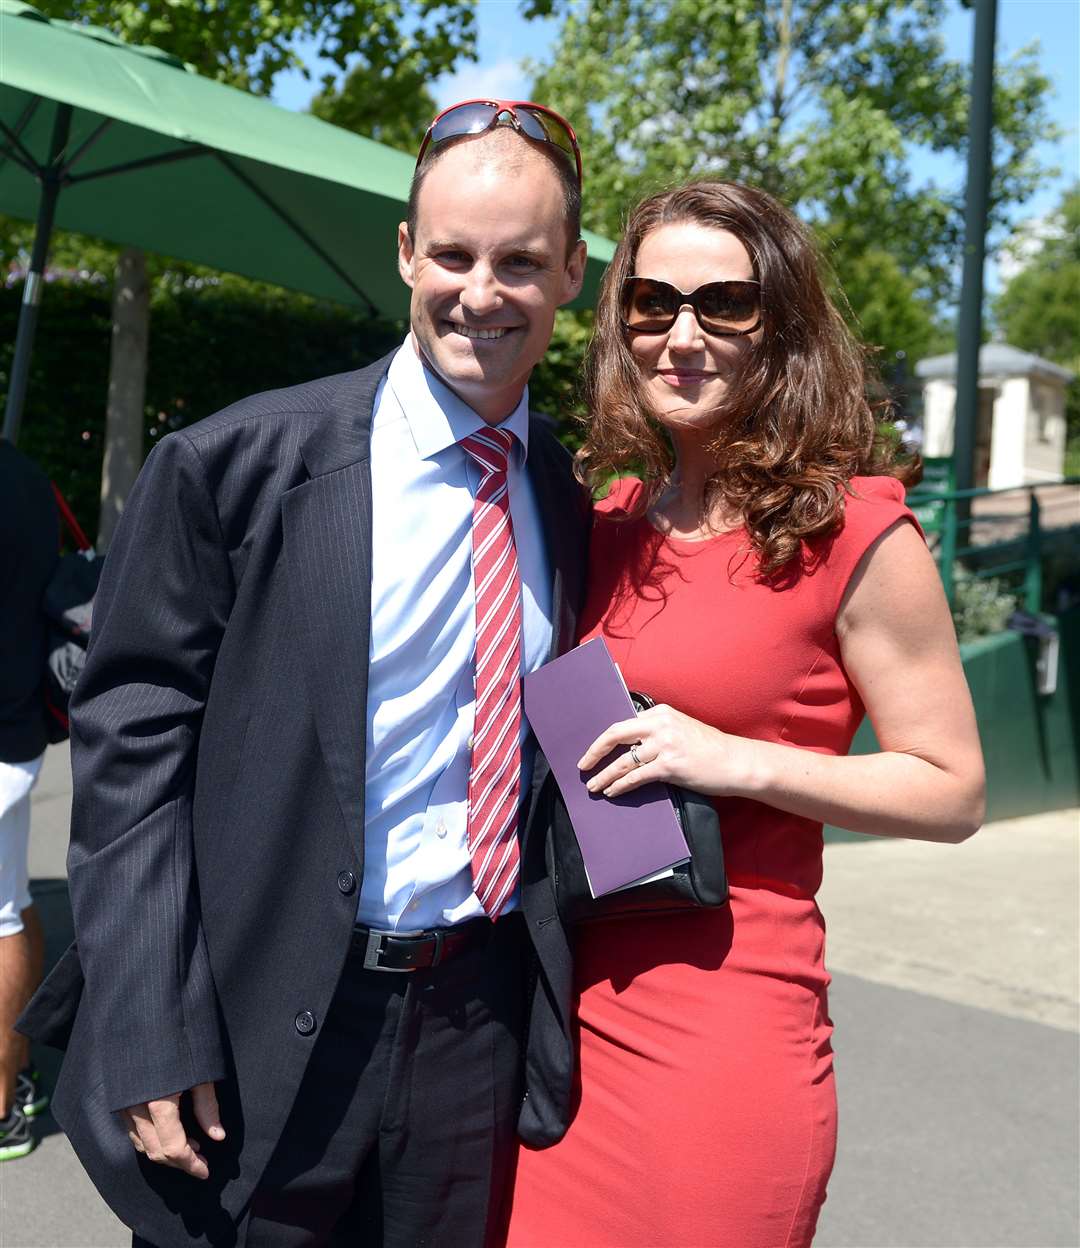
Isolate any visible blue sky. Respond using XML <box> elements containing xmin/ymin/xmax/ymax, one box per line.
<box><xmin>273</xmin><ymin>0</ymin><xmax>1079</xmax><ymax>275</ymax></box>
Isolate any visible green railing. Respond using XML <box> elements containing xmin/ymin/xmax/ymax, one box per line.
<box><xmin>906</xmin><ymin>477</ymin><xmax>1080</xmax><ymax>611</ymax></box>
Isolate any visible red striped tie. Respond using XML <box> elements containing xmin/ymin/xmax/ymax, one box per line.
<box><xmin>461</xmin><ymin>428</ymin><xmax>522</xmax><ymax>919</ymax></box>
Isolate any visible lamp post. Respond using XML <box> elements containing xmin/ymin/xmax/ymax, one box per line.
<box><xmin>954</xmin><ymin>0</ymin><xmax>998</xmax><ymax>499</ymax></box>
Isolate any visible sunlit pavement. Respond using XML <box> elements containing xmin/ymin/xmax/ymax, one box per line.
<box><xmin>3</xmin><ymin>745</ymin><xmax>1077</xmax><ymax>1247</ymax></box>
<box><xmin>816</xmin><ymin>809</ymin><xmax>1079</xmax><ymax>1247</ymax></box>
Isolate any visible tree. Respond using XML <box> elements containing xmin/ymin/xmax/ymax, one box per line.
<box><xmin>309</xmin><ymin>70</ymin><xmax>438</xmax><ymax>157</ymax></box>
<box><xmin>826</xmin><ymin>246</ymin><xmax>945</xmax><ymax>368</ymax></box>
<box><xmin>31</xmin><ymin>1</ymin><xmax>474</xmax><ymax>153</ymax></box>
<box><xmin>524</xmin><ymin>0</ymin><xmax>1058</xmax><ymax>309</ymax></box>
<box><xmin>995</xmin><ymin>185</ymin><xmax>1080</xmax><ymax>465</ymax></box>
<box><xmin>994</xmin><ymin>186</ymin><xmax>1080</xmax><ymax>367</ymax></box>
<box><xmin>31</xmin><ymin>0</ymin><xmax>476</xmax><ymax>100</ymax></box>
<box><xmin>308</xmin><ymin>6</ymin><xmax>477</xmax><ymax>155</ymax></box>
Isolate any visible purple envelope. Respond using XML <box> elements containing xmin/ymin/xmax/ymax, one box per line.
<box><xmin>523</xmin><ymin>637</ymin><xmax>690</xmax><ymax>897</ymax></box>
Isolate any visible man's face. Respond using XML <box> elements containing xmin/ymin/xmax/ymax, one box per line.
<box><xmin>398</xmin><ymin>142</ymin><xmax>586</xmax><ymax>424</ymax></box>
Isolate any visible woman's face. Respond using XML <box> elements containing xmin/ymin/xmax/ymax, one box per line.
<box><xmin>626</xmin><ymin>223</ymin><xmax>760</xmax><ymax>436</ymax></box>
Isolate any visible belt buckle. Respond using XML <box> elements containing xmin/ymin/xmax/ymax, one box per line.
<box><xmin>362</xmin><ymin>928</ymin><xmax>414</xmax><ymax>973</ymax></box>
<box><xmin>362</xmin><ymin>927</ymin><xmax>442</xmax><ymax>973</ymax></box>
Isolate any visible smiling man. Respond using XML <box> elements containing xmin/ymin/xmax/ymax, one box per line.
<box><xmin>22</xmin><ymin>101</ymin><xmax>591</xmax><ymax>1247</ymax></box>
<box><xmin>400</xmin><ymin>124</ymin><xmax>584</xmax><ymax>422</ymax></box>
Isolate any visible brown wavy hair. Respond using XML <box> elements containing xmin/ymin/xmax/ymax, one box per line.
<box><xmin>579</xmin><ymin>180</ymin><xmax>918</xmax><ymax>575</ymax></box>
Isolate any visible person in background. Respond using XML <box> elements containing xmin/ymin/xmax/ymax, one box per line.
<box><xmin>504</xmin><ymin>180</ymin><xmax>985</xmax><ymax>1248</ymax></box>
<box><xmin>0</xmin><ymin>438</ymin><xmax>58</xmax><ymax>1161</ymax></box>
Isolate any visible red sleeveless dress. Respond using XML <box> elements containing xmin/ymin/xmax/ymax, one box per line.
<box><xmin>505</xmin><ymin>475</ymin><xmax>918</xmax><ymax>1248</ymax></box>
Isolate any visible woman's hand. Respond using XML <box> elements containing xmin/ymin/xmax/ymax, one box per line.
<box><xmin>579</xmin><ymin>703</ymin><xmax>759</xmax><ymax>799</ymax></box>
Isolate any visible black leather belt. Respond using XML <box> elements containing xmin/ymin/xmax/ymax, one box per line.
<box><xmin>352</xmin><ymin>917</ymin><xmax>493</xmax><ymax>973</ymax></box>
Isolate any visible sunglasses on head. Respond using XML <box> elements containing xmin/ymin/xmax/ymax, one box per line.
<box><xmin>416</xmin><ymin>99</ymin><xmax>583</xmax><ymax>185</ymax></box>
<box><xmin>620</xmin><ymin>276</ymin><xmax>762</xmax><ymax>337</ymax></box>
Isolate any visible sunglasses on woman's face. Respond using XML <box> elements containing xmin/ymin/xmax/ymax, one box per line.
<box><xmin>620</xmin><ymin>276</ymin><xmax>762</xmax><ymax>337</ymax></box>
<box><xmin>416</xmin><ymin>99</ymin><xmax>582</xmax><ymax>185</ymax></box>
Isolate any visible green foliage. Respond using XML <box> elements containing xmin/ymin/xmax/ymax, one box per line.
<box><xmin>31</xmin><ymin>0</ymin><xmax>477</xmax><ymax>100</ymax></box>
<box><xmin>951</xmin><ymin>569</ymin><xmax>1019</xmax><ymax>644</ymax></box>
<box><xmin>0</xmin><ymin>279</ymin><xmax>403</xmax><ymax>542</ymax></box>
<box><xmin>527</xmin><ymin>309</ymin><xmax>594</xmax><ymax>449</ymax></box>
<box><xmin>308</xmin><ymin>0</ymin><xmax>479</xmax><ymax>152</ymax></box>
<box><xmin>994</xmin><ymin>184</ymin><xmax>1080</xmax><ymax>461</ymax></box>
<box><xmin>826</xmin><ymin>245</ymin><xmax>942</xmax><ymax>367</ymax></box>
<box><xmin>995</xmin><ymin>186</ymin><xmax>1080</xmax><ymax>365</ymax></box>
<box><xmin>527</xmin><ymin>0</ymin><xmax>1059</xmax><ymax>308</ymax></box>
<box><xmin>0</xmin><ymin>282</ymin><xmax>112</xmax><ymax>539</ymax></box>
<box><xmin>309</xmin><ymin>72</ymin><xmax>440</xmax><ymax>155</ymax></box>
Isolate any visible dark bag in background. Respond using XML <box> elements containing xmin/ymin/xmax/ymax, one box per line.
<box><xmin>545</xmin><ymin>692</ymin><xmax>729</xmax><ymax>924</ymax></box>
<box><xmin>43</xmin><ymin>486</ymin><xmax>102</xmax><ymax>743</ymax></box>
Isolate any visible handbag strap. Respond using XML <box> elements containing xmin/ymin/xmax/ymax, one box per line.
<box><xmin>51</xmin><ymin>481</ymin><xmax>92</xmax><ymax>552</ymax></box>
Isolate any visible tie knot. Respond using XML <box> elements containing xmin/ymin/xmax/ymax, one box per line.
<box><xmin>461</xmin><ymin>427</ymin><xmax>514</xmax><ymax>476</ymax></box>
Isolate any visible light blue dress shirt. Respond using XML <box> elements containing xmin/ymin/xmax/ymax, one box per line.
<box><xmin>357</xmin><ymin>338</ymin><xmax>553</xmax><ymax>931</ymax></box>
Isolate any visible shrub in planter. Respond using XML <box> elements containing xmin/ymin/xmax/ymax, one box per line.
<box><xmin>952</xmin><ymin>569</ymin><xmax>1020</xmax><ymax>645</ymax></box>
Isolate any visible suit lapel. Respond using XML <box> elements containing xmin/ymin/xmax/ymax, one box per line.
<box><xmin>281</xmin><ymin>357</ymin><xmax>391</xmax><ymax>852</ymax></box>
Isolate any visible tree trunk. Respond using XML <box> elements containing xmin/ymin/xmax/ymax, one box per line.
<box><xmin>98</xmin><ymin>247</ymin><xmax>149</xmax><ymax>551</ymax></box>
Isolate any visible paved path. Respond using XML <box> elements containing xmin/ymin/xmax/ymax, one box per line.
<box><xmin>2</xmin><ymin>745</ymin><xmax>1077</xmax><ymax>1247</ymax></box>
<box><xmin>969</xmin><ymin>482</ymin><xmax>1080</xmax><ymax>546</ymax></box>
<box><xmin>814</xmin><ymin>810</ymin><xmax>1079</xmax><ymax>1248</ymax></box>
<box><xmin>1</xmin><ymin>745</ymin><xmax>128</xmax><ymax>1248</ymax></box>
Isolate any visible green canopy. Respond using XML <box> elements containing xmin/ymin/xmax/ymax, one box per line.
<box><xmin>0</xmin><ymin>1</ymin><xmax>614</xmax><ymax>438</ymax></box>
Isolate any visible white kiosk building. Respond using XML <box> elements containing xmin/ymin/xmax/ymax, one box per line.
<box><xmin>915</xmin><ymin>344</ymin><xmax>1073</xmax><ymax>488</ymax></box>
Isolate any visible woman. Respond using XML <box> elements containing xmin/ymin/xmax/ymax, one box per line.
<box><xmin>504</xmin><ymin>181</ymin><xmax>985</xmax><ymax>1248</ymax></box>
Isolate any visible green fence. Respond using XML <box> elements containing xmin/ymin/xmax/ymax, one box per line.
<box><xmin>906</xmin><ymin>477</ymin><xmax>1080</xmax><ymax>614</ymax></box>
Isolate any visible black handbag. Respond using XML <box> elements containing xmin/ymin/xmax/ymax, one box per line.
<box><xmin>544</xmin><ymin>692</ymin><xmax>729</xmax><ymax>924</ymax></box>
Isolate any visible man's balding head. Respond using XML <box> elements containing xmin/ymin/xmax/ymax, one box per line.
<box><xmin>407</xmin><ymin>125</ymin><xmax>582</xmax><ymax>257</ymax></box>
<box><xmin>396</xmin><ymin>126</ymin><xmax>587</xmax><ymax>425</ymax></box>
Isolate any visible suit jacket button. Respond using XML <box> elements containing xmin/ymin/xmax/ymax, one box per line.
<box><xmin>337</xmin><ymin>870</ymin><xmax>357</xmax><ymax>895</ymax></box>
<box><xmin>294</xmin><ymin>1010</ymin><xmax>317</xmax><ymax>1036</ymax></box>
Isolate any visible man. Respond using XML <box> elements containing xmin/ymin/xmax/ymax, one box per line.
<box><xmin>0</xmin><ymin>439</ymin><xmax>58</xmax><ymax>1161</ymax></box>
<box><xmin>22</xmin><ymin>101</ymin><xmax>590</xmax><ymax>1246</ymax></box>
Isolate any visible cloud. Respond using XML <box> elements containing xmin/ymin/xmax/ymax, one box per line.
<box><xmin>996</xmin><ymin>211</ymin><xmax>1063</xmax><ymax>285</ymax></box>
<box><xmin>432</xmin><ymin>58</ymin><xmax>530</xmax><ymax>116</ymax></box>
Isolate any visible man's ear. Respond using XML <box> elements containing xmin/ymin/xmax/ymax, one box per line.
<box><xmin>397</xmin><ymin>222</ymin><xmax>415</xmax><ymax>289</ymax></box>
<box><xmin>560</xmin><ymin>238</ymin><xmax>588</xmax><ymax>306</ymax></box>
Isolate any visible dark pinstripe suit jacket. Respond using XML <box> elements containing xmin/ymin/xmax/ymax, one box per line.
<box><xmin>21</xmin><ymin>353</ymin><xmax>589</xmax><ymax>1247</ymax></box>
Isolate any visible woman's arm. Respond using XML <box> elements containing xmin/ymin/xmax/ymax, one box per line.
<box><xmin>580</xmin><ymin>520</ymin><xmax>986</xmax><ymax>843</ymax></box>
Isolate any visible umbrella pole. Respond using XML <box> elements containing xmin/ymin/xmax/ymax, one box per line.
<box><xmin>3</xmin><ymin>103</ymin><xmax>72</xmax><ymax>445</ymax></box>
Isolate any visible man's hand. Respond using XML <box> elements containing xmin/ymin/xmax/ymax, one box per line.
<box><xmin>121</xmin><ymin>1082</ymin><xmax>225</xmax><ymax>1180</ymax></box>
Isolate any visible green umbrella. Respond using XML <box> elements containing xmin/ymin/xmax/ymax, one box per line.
<box><xmin>0</xmin><ymin>0</ymin><xmax>614</xmax><ymax>441</ymax></box>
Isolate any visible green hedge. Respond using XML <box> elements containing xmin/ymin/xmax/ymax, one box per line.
<box><xmin>0</xmin><ymin>280</ymin><xmax>403</xmax><ymax>541</ymax></box>
<box><xmin>1</xmin><ymin>278</ymin><xmax>590</xmax><ymax>544</ymax></box>
<box><xmin>1</xmin><ymin>282</ymin><xmax>112</xmax><ymax>542</ymax></box>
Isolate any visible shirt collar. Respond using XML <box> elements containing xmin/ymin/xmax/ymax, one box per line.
<box><xmin>386</xmin><ymin>335</ymin><xmax>530</xmax><ymax>465</ymax></box>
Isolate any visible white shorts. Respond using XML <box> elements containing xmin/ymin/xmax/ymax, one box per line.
<box><xmin>0</xmin><ymin>754</ymin><xmax>44</xmax><ymax>938</ymax></box>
